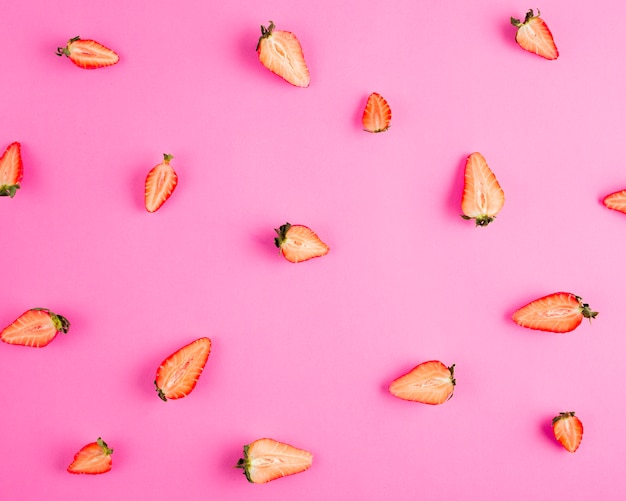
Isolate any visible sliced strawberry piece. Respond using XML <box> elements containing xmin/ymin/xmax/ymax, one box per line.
<box><xmin>274</xmin><ymin>223</ymin><xmax>329</xmax><ymax>263</ymax></box>
<box><xmin>0</xmin><ymin>142</ymin><xmax>23</xmax><ymax>198</ymax></box>
<box><xmin>236</xmin><ymin>438</ymin><xmax>313</xmax><ymax>483</ymax></box>
<box><xmin>512</xmin><ymin>292</ymin><xmax>598</xmax><ymax>333</ymax></box>
<box><xmin>145</xmin><ymin>154</ymin><xmax>178</xmax><ymax>213</ymax></box>
<box><xmin>389</xmin><ymin>360</ymin><xmax>456</xmax><ymax>405</ymax></box>
<box><xmin>67</xmin><ymin>437</ymin><xmax>113</xmax><ymax>474</ymax></box>
<box><xmin>552</xmin><ymin>412</ymin><xmax>583</xmax><ymax>453</ymax></box>
<box><xmin>0</xmin><ymin>308</ymin><xmax>70</xmax><ymax>347</ymax></box>
<box><xmin>154</xmin><ymin>337</ymin><xmax>212</xmax><ymax>401</ymax></box>
<box><xmin>257</xmin><ymin>21</ymin><xmax>310</xmax><ymax>87</ymax></box>
<box><xmin>511</xmin><ymin>9</ymin><xmax>559</xmax><ymax>60</ymax></box>
<box><xmin>461</xmin><ymin>152</ymin><xmax>505</xmax><ymax>227</ymax></box>
<box><xmin>362</xmin><ymin>92</ymin><xmax>392</xmax><ymax>133</ymax></box>
<box><xmin>56</xmin><ymin>36</ymin><xmax>119</xmax><ymax>69</ymax></box>
<box><xmin>603</xmin><ymin>190</ymin><xmax>626</xmax><ymax>214</ymax></box>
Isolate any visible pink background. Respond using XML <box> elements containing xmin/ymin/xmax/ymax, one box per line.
<box><xmin>2</xmin><ymin>0</ymin><xmax>626</xmax><ymax>499</ymax></box>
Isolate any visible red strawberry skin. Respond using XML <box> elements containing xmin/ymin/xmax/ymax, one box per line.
<box><xmin>56</xmin><ymin>36</ymin><xmax>119</xmax><ymax>69</ymax></box>
<box><xmin>0</xmin><ymin>142</ymin><xmax>23</xmax><ymax>198</ymax></box>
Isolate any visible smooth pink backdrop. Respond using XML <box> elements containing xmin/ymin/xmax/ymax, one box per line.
<box><xmin>2</xmin><ymin>0</ymin><xmax>626</xmax><ymax>499</ymax></box>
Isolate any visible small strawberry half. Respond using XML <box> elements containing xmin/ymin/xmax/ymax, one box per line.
<box><xmin>389</xmin><ymin>360</ymin><xmax>456</xmax><ymax>405</ymax></box>
<box><xmin>511</xmin><ymin>9</ymin><xmax>559</xmax><ymax>60</ymax></box>
<box><xmin>257</xmin><ymin>21</ymin><xmax>310</xmax><ymax>87</ymax></box>
<box><xmin>0</xmin><ymin>142</ymin><xmax>23</xmax><ymax>198</ymax></box>
<box><xmin>145</xmin><ymin>154</ymin><xmax>178</xmax><ymax>213</ymax></box>
<box><xmin>154</xmin><ymin>337</ymin><xmax>212</xmax><ymax>401</ymax></box>
<box><xmin>56</xmin><ymin>36</ymin><xmax>119</xmax><ymax>69</ymax></box>
<box><xmin>603</xmin><ymin>190</ymin><xmax>626</xmax><ymax>214</ymax></box>
<box><xmin>236</xmin><ymin>438</ymin><xmax>313</xmax><ymax>484</ymax></box>
<box><xmin>67</xmin><ymin>437</ymin><xmax>113</xmax><ymax>474</ymax></box>
<box><xmin>461</xmin><ymin>152</ymin><xmax>505</xmax><ymax>227</ymax></box>
<box><xmin>274</xmin><ymin>223</ymin><xmax>330</xmax><ymax>263</ymax></box>
<box><xmin>362</xmin><ymin>92</ymin><xmax>391</xmax><ymax>133</ymax></box>
<box><xmin>512</xmin><ymin>292</ymin><xmax>597</xmax><ymax>333</ymax></box>
<box><xmin>0</xmin><ymin>308</ymin><xmax>70</xmax><ymax>347</ymax></box>
<box><xmin>552</xmin><ymin>412</ymin><xmax>583</xmax><ymax>453</ymax></box>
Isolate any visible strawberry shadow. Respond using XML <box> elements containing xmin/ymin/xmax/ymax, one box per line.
<box><xmin>353</xmin><ymin>95</ymin><xmax>367</xmax><ymax>132</ymax></box>
<box><xmin>540</xmin><ymin>415</ymin><xmax>562</xmax><ymax>450</ymax></box>
<box><xmin>252</xmin><ymin>225</ymin><xmax>282</xmax><ymax>262</ymax></box>
<box><xmin>500</xmin><ymin>14</ymin><xmax>521</xmax><ymax>52</ymax></box>
<box><xmin>445</xmin><ymin>154</ymin><xmax>467</xmax><ymax>223</ymax></box>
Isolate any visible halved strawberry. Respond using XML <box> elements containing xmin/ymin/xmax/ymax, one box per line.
<box><xmin>603</xmin><ymin>190</ymin><xmax>626</xmax><ymax>214</ymax></box>
<box><xmin>362</xmin><ymin>92</ymin><xmax>392</xmax><ymax>133</ymax></box>
<box><xmin>389</xmin><ymin>360</ymin><xmax>456</xmax><ymax>405</ymax></box>
<box><xmin>56</xmin><ymin>36</ymin><xmax>119</xmax><ymax>69</ymax></box>
<box><xmin>511</xmin><ymin>9</ymin><xmax>559</xmax><ymax>60</ymax></box>
<box><xmin>236</xmin><ymin>438</ymin><xmax>313</xmax><ymax>483</ymax></box>
<box><xmin>274</xmin><ymin>223</ymin><xmax>329</xmax><ymax>263</ymax></box>
<box><xmin>0</xmin><ymin>142</ymin><xmax>23</xmax><ymax>198</ymax></box>
<box><xmin>154</xmin><ymin>337</ymin><xmax>212</xmax><ymax>401</ymax></box>
<box><xmin>552</xmin><ymin>412</ymin><xmax>583</xmax><ymax>453</ymax></box>
<box><xmin>461</xmin><ymin>152</ymin><xmax>505</xmax><ymax>227</ymax></box>
<box><xmin>257</xmin><ymin>21</ymin><xmax>310</xmax><ymax>87</ymax></box>
<box><xmin>145</xmin><ymin>154</ymin><xmax>178</xmax><ymax>213</ymax></box>
<box><xmin>512</xmin><ymin>292</ymin><xmax>597</xmax><ymax>333</ymax></box>
<box><xmin>68</xmin><ymin>437</ymin><xmax>113</xmax><ymax>474</ymax></box>
<box><xmin>0</xmin><ymin>308</ymin><xmax>70</xmax><ymax>347</ymax></box>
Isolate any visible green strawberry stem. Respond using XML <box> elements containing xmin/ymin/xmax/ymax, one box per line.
<box><xmin>96</xmin><ymin>437</ymin><xmax>114</xmax><ymax>456</ymax></box>
<box><xmin>576</xmin><ymin>296</ymin><xmax>598</xmax><ymax>323</ymax></box>
<box><xmin>33</xmin><ymin>308</ymin><xmax>70</xmax><ymax>334</ymax></box>
<box><xmin>274</xmin><ymin>222</ymin><xmax>292</xmax><ymax>248</ymax></box>
<box><xmin>0</xmin><ymin>184</ymin><xmax>20</xmax><ymax>198</ymax></box>
<box><xmin>56</xmin><ymin>36</ymin><xmax>81</xmax><ymax>57</ymax></box>
<box><xmin>257</xmin><ymin>21</ymin><xmax>276</xmax><ymax>51</ymax></box>
<box><xmin>154</xmin><ymin>381</ymin><xmax>168</xmax><ymax>402</ymax></box>
<box><xmin>552</xmin><ymin>411</ymin><xmax>575</xmax><ymax>426</ymax></box>
<box><xmin>163</xmin><ymin>154</ymin><xmax>174</xmax><ymax>163</ymax></box>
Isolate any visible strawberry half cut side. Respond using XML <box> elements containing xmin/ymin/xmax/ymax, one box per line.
<box><xmin>511</xmin><ymin>9</ymin><xmax>559</xmax><ymax>60</ymax></box>
<box><xmin>0</xmin><ymin>142</ymin><xmax>23</xmax><ymax>198</ymax></box>
<box><xmin>461</xmin><ymin>152</ymin><xmax>504</xmax><ymax>227</ymax></box>
<box><xmin>236</xmin><ymin>438</ymin><xmax>313</xmax><ymax>484</ymax></box>
<box><xmin>67</xmin><ymin>437</ymin><xmax>114</xmax><ymax>474</ymax></box>
<box><xmin>362</xmin><ymin>92</ymin><xmax>392</xmax><ymax>133</ymax></box>
<box><xmin>512</xmin><ymin>292</ymin><xmax>597</xmax><ymax>333</ymax></box>
<box><xmin>257</xmin><ymin>21</ymin><xmax>310</xmax><ymax>87</ymax></box>
<box><xmin>603</xmin><ymin>190</ymin><xmax>626</xmax><ymax>214</ymax></box>
<box><xmin>389</xmin><ymin>360</ymin><xmax>456</xmax><ymax>405</ymax></box>
<box><xmin>154</xmin><ymin>337</ymin><xmax>212</xmax><ymax>401</ymax></box>
<box><xmin>145</xmin><ymin>154</ymin><xmax>178</xmax><ymax>213</ymax></box>
<box><xmin>552</xmin><ymin>412</ymin><xmax>583</xmax><ymax>453</ymax></box>
<box><xmin>0</xmin><ymin>308</ymin><xmax>70</xmax><ymax>347</ymax></box>
<box><xmin>56</xmin><ymin>36</ymin><xmax>120</xmax><ymax>69</ymax></box>
<box><xmin>274</xmin><ymin>223</ymin><xmax>330</xmax><ymax>263</ymax></box>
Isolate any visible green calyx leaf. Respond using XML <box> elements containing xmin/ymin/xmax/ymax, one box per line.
<box><xmin>256</xmin><ymin>20</ymin><xmax>276</xmax><ymax>51</ymax></box>
<box><xmin>274</xmin><ymin>222</ymin><xmax>291</xmax><ymax>248</ymax></box>
<box><xmin>576</xmin><ymin>296</ymin><xmax>598</xmax><ymax>323</ymax></box>
<box><xmin>460</xmin><ymin>214</ymin><xmax>495</xmax><ymax>227</ymax></box>
<box><xmin>32</xmin><ymin>308</ymin><xmax>71</xmax><ymax>334</ymax></box>
<box><xmin>552</xmin><ymin>411</ymin><xmax>575</xmax><ymax>426</ymax></box>
<box><xmin>235</xmin><ymin>445</ymin><xmax>253</xmax><ymax>482</ymax></box>
<box><xmin>163</xmin><ymin>153</ymin><xmax>174</xmax><ymax>163</ymax></box>
<box><xmin>154</xmin><ymin>381</ymin><xmax>168</xmax><ymax>402</ymax></box>
<box><xmin>448</xmin><ymin>364</ymin><xmax>456</xmax><ymax>386</ymax></box>
<box><xmin>0</xmin><ymin>184</ymin><xmax>20</xmax><ymax>197</ymax></box>
<box><xmin>97</xmin><ymin>437</ymin><xmax>114</xmax><ymax>456</ymax></box>
<box><xmin>55</xmin><ymin>36</ymin><xmax>81</xmax><ymax>57</ymax></box>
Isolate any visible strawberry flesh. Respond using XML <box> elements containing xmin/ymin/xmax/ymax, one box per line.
<box><xmin>56</xmin><ymin>36</ymin><xmax>119</xmax><ymax>69</ymax></box>
<box><xmin>274</xmin><ymin>223</ymin><xmax>330</xmax><ymax>263</ymax></box>
<box><xmin>362</xmin><ymin>93</ymin><xmax>392</xmax><ymax>133</ymax></box>
<box><xmin>68</xmin><ymin>437</ymin><xmax>113</xmax><ymax>474</ymax></box>
<box><xmin>389</xmin><ymin>361</ymin><xmax>456</xmax><ymax>405</ymax></box>
<box><xmin>603</xmin><ymin>190</ymin><xmax>626</xmax><ymax>214</ymax></box>
<box><xmin>154</xmin><ymin>337</ymin><xmax>212</xmax><ymax>401</ymax></box>
<box><xmin>512</xmin><ymin>292</ymin><xmax>597</xmax><ymax>333</ymax></box>
<box><xmin>461</xmin><ymin>152</ymin><xmax>504</xmax><ymax>227</ymax></box>
<box><xmin>257</xmin><ymin>21</ymin><xmax>310</xmax><ymax>87</ymax></box>
<box><xmin>236</xmin><ymin>438</ymin><xmax>313</xmax><ymax>483</ymax></box>
<box><xmin>145</xmin><ymin>154</ymin><xmax>178</xmax><ymax>213</ymax></box>
<box><xmin>511</xmin><ymin>9</ymin><xmax>559</xmax><ymax>60</ymax></box>
<box><xmin>0</xmin><ymin>142</ymin><xmax>23</xmax><ymax>198</ymax></box>
<box><xmin>0</xmin><ymin>308</ymin><xmax>70</xmax><ymax>347</ymax></box>
<box><xmin>552</xmin><ymin>412</ymin><xmax>583</xmax><ymax>453</ymax></box>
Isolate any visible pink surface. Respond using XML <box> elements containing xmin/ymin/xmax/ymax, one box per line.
<box><xmin>2</xmin><ymin>0</ymin><xmax>626</xmax><ymax>499</ymax></box>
